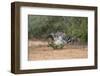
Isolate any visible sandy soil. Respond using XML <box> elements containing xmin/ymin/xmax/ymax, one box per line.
<box><xmin>28</xmin><ymin>40</ymin><xmax>88</xmax><ymax>61</ymax></box>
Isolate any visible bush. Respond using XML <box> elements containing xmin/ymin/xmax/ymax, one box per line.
<box><xmin>28</xmin><ymin>15</ymin><xmax>88</xmax><ymax>43</ymax></box>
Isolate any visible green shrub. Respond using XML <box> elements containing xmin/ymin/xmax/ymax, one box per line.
<box><xmin>28</xmin><ymin>15</ymin><xmax>88</xmax><ymax>43</ymax></box>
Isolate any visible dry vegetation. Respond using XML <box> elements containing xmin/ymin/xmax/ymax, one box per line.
<box><xmin>28</xmin><ymin>40</ymin><xmax>88</xmax><ymax>61</ymax></box>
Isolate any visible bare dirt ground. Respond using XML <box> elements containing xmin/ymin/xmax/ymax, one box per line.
<box><xmin>28</xmin><ymin>40</ymin><xmax>88</xmax><ymax>61</ymax></box>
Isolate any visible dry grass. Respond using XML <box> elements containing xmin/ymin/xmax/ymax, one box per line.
<box><xmin>28</xmin><ymin>40</ymin><xmax>88</xmax><ymax>61</ymax></box>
